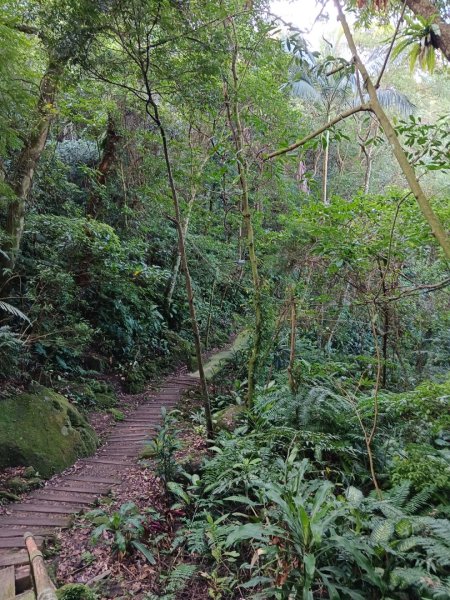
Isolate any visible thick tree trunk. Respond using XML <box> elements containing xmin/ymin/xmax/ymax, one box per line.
<box><xmin>0</xmin><ymin>57</ymin><xmax>65</xmax><ymax>282</ymax></box>
<box><xmin>86</xmin><ymin>114</ymin><xmax>121</xmax><ymax>218</ymax></box>
<box><xmin>335</xmin><ymin>1</ymin><xmax>450</xmax><ymax>260</ymax></box>
<box><xmin>405</xmin><ymin>0</ymin><xmax>450</xmax><ymax>62</ymax></box>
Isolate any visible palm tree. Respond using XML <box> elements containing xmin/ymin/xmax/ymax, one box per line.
<box><xmin>286</xmin><ymin>49</ymin><xmax>415</xmax><ymax>202</ymax></box>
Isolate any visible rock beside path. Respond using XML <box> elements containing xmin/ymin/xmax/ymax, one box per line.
<box><xmin>0</xmin><ymin>386</ymin><xmax>98</xmax><ymax>477</ymax></box>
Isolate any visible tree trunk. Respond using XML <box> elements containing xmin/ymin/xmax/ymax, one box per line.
<box><xmin>364</xmin><ymin>154</ymin><xmax>373</xmax><ymax>194</ymax></box>
<box><xmin>165</xmin><ymin>196</ymin><xmax>194</xmax><ymax>309</ymax></box>
<box><xmin>287</xmin><ymin>288</ymin><xmax>298</xmax><ymax>394</ymax></box>
<box><xmin>86</xmin><ymin>114</ymin><xmax>121</xmax><ymax>218</ymax></box>
<box><xmin>224</xmin><ymin>23</ymin><xmax>263</xmax><ymax>407</ymax></box>
<box><xmin>405</xmin><ymin>0</ymin><xmax>450</xmax><ymax>62</ymax></box>
<box><xmin>335</xmin><ymin>0</ymin><xmax>450</xmax><ymax>260</ymax></box>
<box><xmin>322</xmin><ymin>130</ymin><xmax>330</xmax><ymax>206</ymax></box>
<box><xmin>0</xmin><ymin>57</ymin><xmax>65</xmax><ymax>283</ymax></box>
<box><xmin>144</xmin><ymin>97</ymin><xmax>214</xmax><ymax>439</ymax></box>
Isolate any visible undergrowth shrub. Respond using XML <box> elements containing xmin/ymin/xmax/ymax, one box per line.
<box><xmin>20</xmin><ymin>215</ymin><xmax>170</xmax><ymax>373</ymax></box>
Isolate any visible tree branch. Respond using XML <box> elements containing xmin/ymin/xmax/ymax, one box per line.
<box><xmin>265</xmin><ymin>103</ymin><xmax>371</xmax><ymax>160</ymax></box>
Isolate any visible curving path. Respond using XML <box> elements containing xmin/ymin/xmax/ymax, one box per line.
<box><xmin>0</xmin><ymin>372</ymin><xmax>199</xmax><ymax>593</ymax></box>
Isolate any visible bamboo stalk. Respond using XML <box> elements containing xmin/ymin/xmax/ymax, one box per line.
<box><xmin>24</xmin><ymin>532</ymin><xmax>57</xmax><ymax>600</ymax></box>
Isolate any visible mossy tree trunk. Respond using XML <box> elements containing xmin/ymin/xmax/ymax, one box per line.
<box><xmin>86</xmin><ymin>113</ymin><xmax>121</xmax><ymax>218</ymax></box>
<box><xmin>0</xmin><ymin>56</ymin><xmax>65</xmax><ymax>288</ymax></box>
<box><xmin>224</xmin><ymin>19</ymin><xmax>263</xmax><ymax>408</ymax></box>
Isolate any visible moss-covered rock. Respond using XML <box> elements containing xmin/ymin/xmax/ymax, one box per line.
<box><xmin>0</xmin><ymin>386</ymin><xmax>98</xmax><ymax>477</ymax></box>
<box><xmin>214</xmin><ymin>404</ymin><xmax>246</xmax><ymax>432</ymax></box>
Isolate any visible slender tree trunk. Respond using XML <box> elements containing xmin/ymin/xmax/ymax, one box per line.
<box><xmin>287</xmin><ymin>288</ymin><xmax>298</xmax><ymax>394</ymax></box>
<box><xmin>166</xmin><ymin>130</ymin><xmax>211</xmax><ymax>310</ymax></box>
<box><xmin>204</xmin><ymin>273</ymin><xmax>217</xmax><ymax>350</ymax></box>
<box><xmin>86</xmin><ymin>113</ymin><xmax>121</xmax><ymax>218</ymax></box>
<box><xmin>364</xmin><ymin>155</ymin><xmax>373</xmax><ymax>194</ymax></box>
<box><xmin>0</xmin><ymin>57</ymin><xmax>65</xmax><ymax>284</ymax></box>
<box><xmin>144</xmin><ymin>98</ymin><xmax>214</xmax><ymax>438</ymax></box>
<box><xmin>335</xmin><ymin>0</ymin><xmax>450</xmax><ymax>260</ymax></box>
<box><xmin>224</xmin><ymin>22</ymin><xmax>263</xmax><ymax>407</ymax></box>
<box><xmin>322</xmin><ymin>130</ymin><xmax>330</xmax><ymax>206</ymax></box>
<box><xmin>165</xmin><ymin>196</ymin><xmax>194</xmax><ymax>309</ymax></box>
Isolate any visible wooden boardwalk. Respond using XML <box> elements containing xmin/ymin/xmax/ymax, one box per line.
<box><xmin>0</xmin><ymin>374</ymin><xmax>198</xmax><ymax>595</ymax></box>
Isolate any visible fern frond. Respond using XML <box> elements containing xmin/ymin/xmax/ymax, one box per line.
<box><xmin>166</xmin><ymin>563</ymin><xmax>197</xmax><ymax>593</ymax></box>
<box><xmin>404</xmin><ymin>486</ymin><xmax>435</xmax><ymax>515</ymax></box>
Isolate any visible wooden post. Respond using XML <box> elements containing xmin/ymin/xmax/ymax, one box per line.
<box><xmin>24</xmin><ymin>532</ymin><xmax>57</xmax><ymax>600</ymax></box>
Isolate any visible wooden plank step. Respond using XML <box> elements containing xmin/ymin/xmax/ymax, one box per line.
<box><xmin>0</xmin><ymin>528</ymin><xmax>54</xmax><ymax>539</ymax></box>
<box><xmin>125</xmin><ymin>412</ymin><xmax>161</xmax><ymax>417</ymax></box>
<box><xmin>114</xmin><ymin>421</ymin><xmax>156</xmax><ymax>434</ymax></box>
<box><xmin>65</xmin><ymin>475</ymin><xmax>119</xmax><ymax>484</ymax></box>
<box><xmin>126</xmin><ymin>413</ymin><xmax>162</xmax><ymax>418</ymax></box>
<box><xmin>114</xmin><ymin>424</ymin><xmax>156</xmax><ymax>429</ymax></box>
<box><xmin>108</xmin><ymin>434</ymin><xmax>150</xmax><ymax>439</ymax></box>
<box><xmin>97</xmin><ymin>449</ymin><xmax>136</xmax><ymax>455</ymax></box>
<box><xmin>0</xmin><ymin>565</ymin><xmax>15</xmax><ymax>599</ymax></box>
<box><xmin>0</xmin><ymin>550</ymin><xmax>30</xmax><ymax>567</ymax></box>
<box><xmin>105</xmin><ymin>442</ymin><xmax>145</xmax><ymax>447</ymax></box>
<box><xmin>43</xmin><ymin>485</ymin><xmax>108</xmax><ymax>495</ymax></box>
<box><xmin>0</xmin><ymin>515</ymin><xmax>68</xmax><ymax>527</ymax></box>
<box><xmin>107</xmin><ymin>437</ymin><xmax>149</xmax><ymax>443</ymax></box>
<box><xmin>29</xmin><ymin>492</ymin><xmax>96</xmax><ymax>505</ymax></box>
<box><xmin>97</xmin><ymin>454</ymin><xmax>136</xmax><ymax>460</ymax></box>
<box><xmin>0</xmin><ymin>536</ymin><xmax>43</xmax><ymax>549</ymax></box>
<box><xmin>82</xmin><ymin>458</ymin><xmax>133</xmax><ymax>466</ymax></box>
<box><xmin>43</xmin><ymin>486</ymin><xmax>105</xmax><ymax>495</ymax></box>
<box><xmin>121</xmin><ymin>420</ymin><xmax>159</xmax><ymax>426</ymax></box>
<box><xmin>11</xmin><ymin>503</ymin><xmax>84</xmax><ymax>515</ymax></box>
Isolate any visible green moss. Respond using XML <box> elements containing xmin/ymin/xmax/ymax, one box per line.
<box><xmin>108</xmin><ymin>408</ymin><xmax>125</xmax><ymax>421</ymax></box>
<box><xmin>0</xmin><ymin>386</ymin><xmax>98</xmax><ymax>478</ymax></box>
<box><xmin>93</xmin><ymin>392</ymin><xmax>117</xmax><ymax>409</ymax></box>
<box><xmin>56</xmin><ymin>584</ymin><xmax>97</xmax><ymax>600</ymax></box>
<box><xmin>63</xmin><ymin>380</ymin><xmax>117</xmax><ymax>411</ymax></box>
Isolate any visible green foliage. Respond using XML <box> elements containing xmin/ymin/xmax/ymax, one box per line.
<box><xmin>392</xmin><ymin>15</ymin><xmax>440</xmax><ymax>73</ymax></box>
<box><xmin>141</xmin><ymin>409</ymin><xmax>183</xmax><ymax>485</ymax></box>
<box><xmin>145</xmin><ymin>563</ymin><xmax>197</xmax><ymax>600</ymax></box>
<box><xmin>391</xmin><ymin>445</ymin><xmax>449</xmax><ymax>495</ymax></box>
<box><xmin>0</xmin><ymin>326</ymin><xmax>26</xmax><ymax>379</ymax></box>
<box><xmin>88</xmin><ymin>501</ymin><xmax>155</xmax><ymax>564</ymax></box>
<box><xmin>56</xmin><ymin>584</ymin><xmax>97</xmax><ymax>600</ymax></box>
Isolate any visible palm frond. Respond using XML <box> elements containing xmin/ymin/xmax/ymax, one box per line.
<box><xmin>376</xmin><ymin>88</ymin><xmax>416</xmax><ymax>116</ymax></box>
<box><xmin>289</xmin><ymin>77</ymin><xmax>322</xmax><ymax>103</ymax></box>
<box><xmin>0</xmin><ymin>300</ymin><xmax>30</xmax><ymax>323</ymax></box>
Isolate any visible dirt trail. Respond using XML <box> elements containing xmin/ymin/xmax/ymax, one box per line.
<box><xmin>0</xmin><ymin>373</ymin><xmax>199</xmax><ymax>577</ymax></box>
